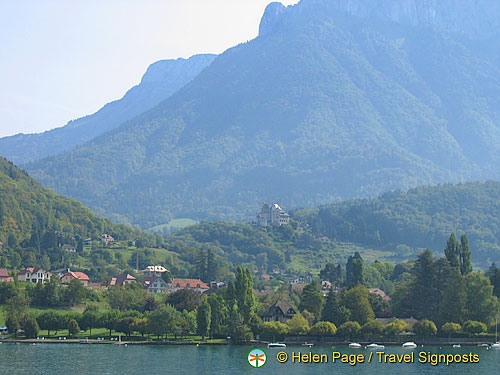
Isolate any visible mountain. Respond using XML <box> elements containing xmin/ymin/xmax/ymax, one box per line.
<box><xmin>0</xmin><ymin>156</ymin><xmax>153</xmax><ymax>250</ymax></box>
<box><xmin>0</xmin><ymin>54</ymin><xmax>216</xmax><ymax>165</ymax></box>
<box><xmin>25</xmin><ymin>0</ymin><xmax>500</xmax><ymax>228</ymax></box>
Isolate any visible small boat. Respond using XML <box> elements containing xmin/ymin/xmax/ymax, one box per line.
<box><xmin>302</xmin><ymin>343</ymin><xmax>314</xmax><ymax>347</ymax></box>
<box><xmin>402</xmin><ymin>342</ymin><xmax>417</xmax><ymax>349</ymax></box>
<box><xmin>491</xmin><ymin>342</ymin><xmax>500</xmax><ymax>349</ymax></box>
<box><xmin>452</xmin><ymin>344</ymin><xmax>461</xmax><ymax>348</ymax></box>
<box><xmin>366</xmin><ymin>343</ymin><xmax>385</xmax><ymax>350</ymax></box>
<box><xmin>491</xmin><ymin>319</ymin><xmax>500</xmax><ymax>349</ymax></box>
<box><xmin>349</xmin><ymin>343</ymin><xmax>362</xmax><ymax>349</ymax></box>
<box><xmin>268</xmin><ymin>343</ymin><xmax>286</xmax><ymax>348</ymax></box>
<box><xmin>477</xmin><ymin>343</ymin><xmax>489</xmax><ymax>347</ymax></box>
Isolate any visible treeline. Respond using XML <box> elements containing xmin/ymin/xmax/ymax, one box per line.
<box><xmin>294</xmin><ymin>181</ymin><xmax>500</xmax><ymax>265</ymax></box>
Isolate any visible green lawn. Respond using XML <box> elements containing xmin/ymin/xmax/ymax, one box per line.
<box><xmin>148</xmin><ymin>218</ymin><xmax>199</xmax><ymax>233</ymax></box>
<box><xmin>0</xmin><ymin>309</ymin><xmax>5</xmax><ymax>326</ymax></box>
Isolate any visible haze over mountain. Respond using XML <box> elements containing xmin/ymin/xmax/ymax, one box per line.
<box><xmin>0</xmin><ymin>54</ymin><xmax>216</xmax><ymax>165</ymax></box>
<box><xmin>24</xmin><ymin>0</ymin><xmax>500</xmax><ymax>228</ymax></box>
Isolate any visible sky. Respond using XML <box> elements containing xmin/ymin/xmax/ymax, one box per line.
<box><xmin>0</xmin><ymin>0</ymin><xmax>299</xmax><ymax>138</ymax></box>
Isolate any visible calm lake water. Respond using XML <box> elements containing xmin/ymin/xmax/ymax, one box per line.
<box><xmin>0</xmin><ymin>344</ymin><xmax>499</xmax><ymax>374</ymax></box>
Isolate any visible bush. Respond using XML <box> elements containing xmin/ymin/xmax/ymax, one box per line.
<box><xmin>68</xmin><ymin>319</ymin><xmax>80</xmax><ymax>337</ymax></box>
<box><xmin>309</xmin><ymin>321</ymin><xmax>337</xmax><ymax>336</ymax></box>
<box><xmin>384</xmin><ymin>319</ymin><xmax>410</xmax><ymax>335</ymax></box>
<box><xmin>463</xmin><ymin>320</ymin><xmax>487</xmax><ymax>335</ymax></box>
<box><xmin>441</xmin><ymin>322</ymin><xmax>462</xmax><ymax>335</ymax></box>
<box><xmin>287</xmin><ymin>313</ymin><xmax>310</xmax><ymax>335</ymax></box>
<box><xmin>338</xmin><ymin>321</ymin><xmax>361</xmax><ymax>337</ymax></box>
<box><xmin>261</xmin><ymin>322</ymin><xmax>289</xmax><ymax>341</ymax></box>
<box><xmin>361</xmin><ymin>320</ymin><xmax>384</xmax><ymax>335</ymax></box>
<box><xmin>413</xmin><ymin>319</ymin><xmax>437</xmax><ymax>336</ymax></box>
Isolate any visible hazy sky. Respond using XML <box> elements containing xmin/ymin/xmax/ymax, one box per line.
<box><xmin>0</xmin><ymin>0</ymin><xmax>299</xmax><ymax>138</ymax></box>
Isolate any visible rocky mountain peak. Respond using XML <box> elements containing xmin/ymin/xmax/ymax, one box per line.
<box><xmin>259</xmin><ymin>2</ymin><xmax>287</xmax><ymax>36</ymax></box>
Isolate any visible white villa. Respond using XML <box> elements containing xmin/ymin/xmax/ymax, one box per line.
<box><xmin>257</xmin><ymin>203</ymin><xmax>290</xmax><ymax>227</ymax></box>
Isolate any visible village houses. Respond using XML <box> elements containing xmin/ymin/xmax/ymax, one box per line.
<box><xmin>0</xmin><ymin>268</ymin><xmax>14</xmax><ymax>282</ymax></box>
<box><xmin>61</xmin><ymin>271</ymin><xmax>90</xmax><ymax>287</ymax></box>
<box><xmin>17</xmin><ymin>268</ymin><xmax>51</xmax><ymax>283</ymax></box>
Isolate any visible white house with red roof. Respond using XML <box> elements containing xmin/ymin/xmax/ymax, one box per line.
<box><xmin>61</xmin><ymin>271</ymin><xmax>90</xmax><ymax>286</ymax></box>
<box><xmin>143</xmin><ymin>276</ymin><xmax>169</xmax><ymax>294</ymax></box>
<box><xmin>17</xmin><ymin>268</ymin><xmax>51</xmax><ymax>283</ymax></box>
<box><xmin>167</xmin><ymin>278</ymin><xmax>209</xmax><ymax>294</ymax></box>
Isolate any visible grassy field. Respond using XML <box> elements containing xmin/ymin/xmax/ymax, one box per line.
<box><xmin>0</xmin><ymin>309</ymin><xmax>4</xmax><ymax>326</ymax></box>
<box><xmin>148</xmin><ymin>218</ymin><xmax>199</xmax><ymax>234</ymax></box>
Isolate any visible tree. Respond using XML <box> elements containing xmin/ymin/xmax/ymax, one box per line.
<box><xmin>438</xmin><ymin>269</ymin><xmax>466</xmax><ymax>324</ymax></box>
<box><xmin>346</xmin><ymin>252</ymin><xmax>364</xmax><ymax>287</ymax></box>
<box><xmin>166</xmin><ymin>289</ymin><xmax>205</xmax><ymax>312</ymax></box>
<box><xmin>179</xmin><ymin>310</ymin><xmax>197</xmax><ymax>337</ymax></box>
<box><xmin>100</xmin><ymin>310</ymin><xmax>121</xmax><ymax>338</ymax></box>
<box><xmin>196</xmin><ymin>303</ymin><xmax>211</xmax><ymax>340</ymax></box>
<box><xmin>463</xmin><ymin>320</ymin><xmax>487</xmax><ymax>336</ymax></box>
<box><xmin>342</xmin><ymin>285</ymin><xmax>374</xmax><ymax>325</ymax></box>
<box><xmin>368</xmin><ymin>293</ymin><xmax>391</xmax><ymax>318</ymax></box>
<box><xmin>67</xmin><ymin>319</ymin><xmax>80</xmax><ymax>337</ymax></box>
<box><xmin>24</xmin><ymin>316</ymin><xmax>40</xmax><ymax>338</ymax></box>
<box><xmin>464</xmin><ymin>272</ymin><xmax>499</xmax><ymax>325</ymax></box>
<box><xmin>299</xmin><ymin>283</ymin><xmax>324</xmax><ymax>319</ymax></box>
<box><xmin>320</xmin><ymin>263</ymin><xmax>343</xmax><ymax>285</ymax></box>
<box><xmin>410</xmin><ymin>250</ymin><xmax>440</xmax><ymax>319</ymax></box>
<box><xmin>338</xmin><ymin>321</ymin><xmax>361</xmax><ymax>338</ymax></box>
<box><xmin>0</xmin><ymin>282</ymin><xmax>17</xmax><ymax>304</ymax></box>
<box><xmin>322</xmin><ymin>288</ymin><xmax>351</xmax><ymax>326</ymax></box>
<box><xmin>37</xmin><ymin>310</ymin><xmax>60</xmax><ymax>336</ymax></box>
<box><xmin>65</xmin><ymin>279</ymin><xmax>86</xmax><ymax>306</ymax></box>
<box><xmin>147</xmin><ymin>306</ymin><xmax>177</xmax><ymax>339</ymax></box>
<box><xmin>4</xmin><ymin>293</ymin><xmax>30</xmax><ymax>322</ymax></box>
<box><xmin>234</xmin><ymin>267</ymin><xmax>256</xmax><ymax>323</ymax></box>
<box><xmin>131</xmin><ymin>318</ymin><xmax>149</xmax><ymax>338</ymax></box>
<box><xmin>309</xmin><ymin>321</ymin><xmax>337</xmax><ymax>336</ymax></box>
<box><xmin>361</xmin><ymin>320</ymin><xmax>384</xmax><ymax>335</ymax></box>
<box><xmin>444</xmin><ymin>233</ymin><xmax>459</xmax><ymax>268</ymax></box>
<box><xmin>226</xmin><ymin>304</ymin><xmax>252</xmax><ymax>343</ymax></box>
<box><xmin>80</xmin><ymin>308</ymin><xmax>99</xmax><ymax>336</ymax></box>
<box><xmin>207</xmin><ymin>294</ymin><xmax>228</xmax><ymax>338</ymax></box>
<box><xmin>459</xmin><ymin>234</ymin><xmax>472</xmax><ymax>276</ymax></box>
<box><xmin>115</xmin><ymin>317</ymin><xmax>135</xmax><ymax>339</ymax></box>
<box><xmin>413</xmin><ymin>319</ymin><xmax>437</xmax><ymax>336</ymax></box>
<box><xmin>6</xmin><ymin>315</ymin><xmax>20</xmax><ymax>337</ymax></box>
<box><xmin>286</xmin><ymin>313</ymin><xmax>310</xmax><ymax>335</ymax></box>
<box><xmin>384</xmin><ymin>320</ymin><xmax>410</xmax><ymax>336</ymax></box>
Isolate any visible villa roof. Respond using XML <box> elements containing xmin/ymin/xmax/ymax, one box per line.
<box><xmin>64</xmin><ymin>271</ymin><xmax>90</xmax><ymax>281</ymax></box>
<box><xmin>0</xmin><ymin>268</ymin><xmax>10</xmax><ymax>278</ymax></box>
<box><xmin>170</xmin><ymin>278</ymin><xmax>209</xmax><ymax>289</ymax></box>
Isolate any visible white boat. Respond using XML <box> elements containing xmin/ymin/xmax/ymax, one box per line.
<box><xmin>492</xmin><ymin>318</ymin><xmax>500</xmax><ymax>349</ymax></box>
<box><xmin>452</xmin><ymin>344</ymin><xmax>461</xmax><ymax>348</ymax></box>
<box><xmin>349</xmin><ymin>343</ymin><xmax>362</xmax><ymax>349</ymax></box>
<box><xmin>366</xmin><ymin>343</ymin><xmax>385</xmax><ymax>350</ymax></box>
<box><xmin>302</xmin><ymin>343</ymin><xmax>314</xmax><ymax>347</ymax></box>
<box><xmin>268</xmin><ymin>343</ymin><xmax>286</xmax><ymax>348</ymax></box>
<box><xmin>491</xmin><ymin>343</ymin><xmax>500</xmax><ymax>349</ymax></box>
<box><xmin>402</xmin><ymin>342</ymin><xmax>417</xmax><ymax>349</ymax></box>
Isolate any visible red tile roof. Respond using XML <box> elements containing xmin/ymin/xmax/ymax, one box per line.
<box><xmin>0</xmin><ymin>269</ymin><xmax>10</xmax><ymax>278</ymax></box>
<box><xmin>18</xmin><ymin>267</ymin><xmax>36</xmax><ymax>275</ymax></box>
<box><xmin>64</xmin><ymin>271</ymin><xmax>90</xmax><ymax>281</ymax></box>
<box><xmin>171</xmin><ymin>278</ymin><xmax>209</xmax><ymax>289</ymax></box>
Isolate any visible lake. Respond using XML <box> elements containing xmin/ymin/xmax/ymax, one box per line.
<box><xmin>0</xmin><ymin>344</ymin><xmax>499</xmax><ymax>374</ymax></box>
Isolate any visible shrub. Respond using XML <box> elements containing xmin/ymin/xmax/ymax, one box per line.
<box><xmin>338</xmin><ymin>321</ymin><xmax>361</xmax><ymax>337</ymax></box>
<box><xmin>384</xmin><ymin>319</ymin><xmax>410</xmax><ymax>335</ymax></box>
<box><xmin>24</xmin><ymin>317</ymin><xmax>40</xmax><ymax>339</ymax></box>
<box><xmin>413</xmin><ymin>319</ymin><xmax>437</xmax><ymax>336</ymax></box>
<box><xmin>463</xmin><ymin>320</ymin><xmax>487</xmax><ymax>335</ymax></box>
<box><xmin>361</xmin><ymin>320</ymin><xmax>384</xmax><ymax>335</ymax></box>
<box><xmin>309</xmin><ymin>321</ymin><xmax>337</xmax><ymax>336</ymax></box>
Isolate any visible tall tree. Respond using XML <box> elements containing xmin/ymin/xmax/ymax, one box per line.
<box><xmin>196</xmin><ymin>302</ymin><xmax>211</xmax><ymax>340</ymax></box>
<box><xmin>459</xmin><ymin>234</ymin><xmax>472</xmax><ymax>276</ymax></box>
<box><xmin>321</xmin><ymin>288</ymin><xmax>350</xmax><ymax>326</ymax></box>
<box><xmin>346</xmin><ymin>252</ymin><xmax>364</xmax><ymax>287</ymax></box>
<box><xmin>444</xmin><ymin>232</ymin><xmax>460</xmax><ymax>268</ymax></box>
<box><xmin>342</xmin><ymin>285</ymin><xmax>375</xmax><ymax>325</ymax></box>
<box><xmin>438</xmin><ymin>268</ymin><xmax>466</xmax><ymax>324</ymax></box>
<box><xmin>410</xmin><ymin>249</ymin><xmax>440</xmax><ymax>319</ymax></box>
<box><xmin>234</xmin><ymin>267</ymin><xmax>255</xmax><ymax>323</ymax></box>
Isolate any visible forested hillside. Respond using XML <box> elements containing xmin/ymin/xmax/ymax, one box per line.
<box><xmin>25</xmin><ymin>0</ymin><xmax>500</xmax><ymax>228</ymax></box>
<box><xmin>294</xmin><ymin>181</ymin><xmax>500</xmax><ymax>265</ymax></box>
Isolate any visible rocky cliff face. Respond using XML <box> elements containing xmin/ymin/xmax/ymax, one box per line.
<box><xmin>259</xmin><ymin>2</ymin><xmax>288</xmax><ymax>36</ymax></box>
<box><xmin>267</xmin><ymin>0</ymin><xmax>500</xmax><ymax>39</ymax></box>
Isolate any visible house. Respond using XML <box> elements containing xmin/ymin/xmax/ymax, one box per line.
<box><xmin>261</xmin><ymin>301</ymin><xmax>298</xmax><ymax>323</ymax></box>
<box><xmin>84</xmin><ymin>238</ymin><xmax>92</xmax><ymax>246</ymax></box>
<box><xmin>17</xmin><ymin>268</ymin><xmax>51</xmax><ymax>283</ymax></box>
<box><xmin>167</xmin><ymin>278</ymin><xmax>209</xmax><ymax>294</ymax></box>
<box><xmin>101</xmin><ymin>233</ymin><xmax>115</xmax><ymax>245</ymax></box>
<box><xmin>143</xmin><ymin>276</ymin><xmax>169</xmax><ymax>294</ymax></box>
<box><xmin>109</xmin><ymin>273</ymin><xmax>137</xmax><ymax>287</ymax></box>
<box><xmin>61</xmin><ymin>271</ymin><xmax>90</xmax><ymax>286</ymax></box>
<box><xmin>61</xmin><ymin>244</ymin><xmax>77</xmax><ymax>253</ymax></box>
<box><xmin>288</xmin><ymin>274</ymin><xmax>312</xmax><ymax>284</ymax></box>
<box><xmin>142</xmin><ymin>265</ymin><xmax>169</xmax><ymax>277</ymax></box>
<box><xmin>51</xmin><ymin>268</ymin><xmax>71</xmax><ymax>278</ymax></box>
<box><xmin>257</xmin><ymin>203</ymin><xmax>290</xmax><ymax>227</ymax></box>
<box><xmin>288</xmin><ymin>283</ymin><xmax>307</xmax><ymax>294</ymax></box>
<box><xmin>0</xmin><ymin>268</ymin><xmax>13</xmax><ymax>282</ymax></box>
<box><xmin>209</xmin><ymin>281</ymin><xmax>226</xmax><ymax>290</ymax></box>
<box><xmin>369</xmin><ymin>288</ymin><xmax>391</xmax><ymax>301</ymax></box>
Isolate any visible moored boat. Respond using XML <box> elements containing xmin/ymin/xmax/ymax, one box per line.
<box><xmin>402</xmin><ymin>342</ymin><xmax>417</xmax><ymax>349</ymax></box>
<box><xmin>366</xmin><ymin>343</ymin><xmax>385</xmax><ymax>350</ymax></box>
<box><xmin>302</xmin><ymin>343</ymin><xmax>314</xmax><ymax>347</ymax></box>
<box><xmin>268</xmin><ymin>343</ymin><xmax>286</xmax><ymax>348</ymax></box>
<box><xmin>349</xmin><ymin>343</ymin><xmax>362</xmax><ymax>349</ymax></box>
<box><xmin>491</xmin><ymin>342</ymin><xmax>500</xmax><ymax>349</ymax></box>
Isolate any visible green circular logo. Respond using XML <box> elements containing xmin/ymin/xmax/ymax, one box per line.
<box><xmin>248</xmin><ymin>348</ymin><xmax>267</xmax><ymax>368</ymax></box>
